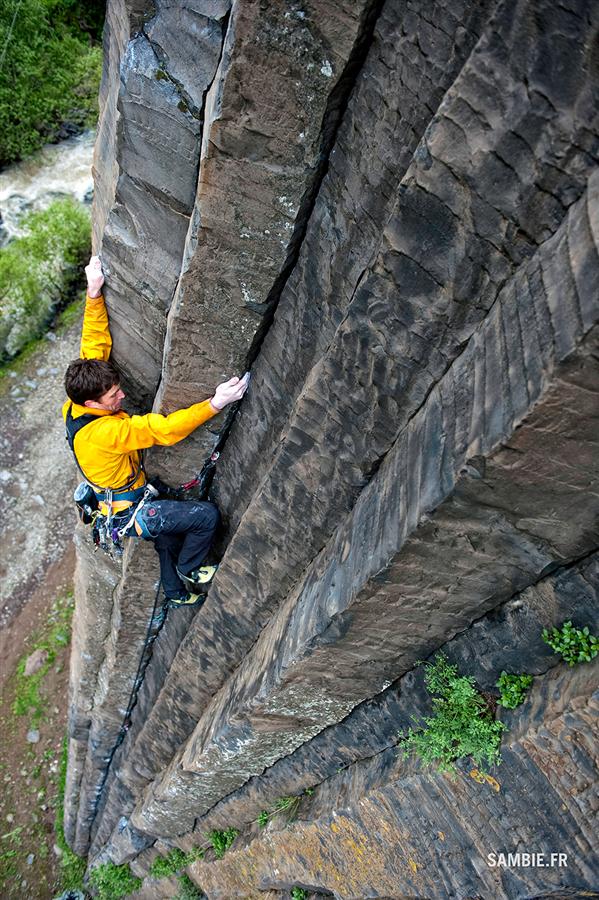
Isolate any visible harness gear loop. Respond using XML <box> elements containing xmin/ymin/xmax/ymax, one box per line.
<box><xmin>117</xmin><ymin>484</ymin><xmax>159</xmax><ymax>540</ymax></box>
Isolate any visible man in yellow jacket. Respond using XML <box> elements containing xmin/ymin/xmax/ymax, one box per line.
<box><xmin>63</xmin><ymin>256</ymin><xmax>249</xmax><ymax>607</ymax></box>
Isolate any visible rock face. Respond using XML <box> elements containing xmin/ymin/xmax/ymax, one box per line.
<box><xmin>66</xmin><ymin>0</ymin><xmax>599</xmax><ymax>896</ymax></box>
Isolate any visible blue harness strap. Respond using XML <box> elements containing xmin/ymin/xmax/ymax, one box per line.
<box><xmin>65</xmin><ymin>402</ymin><xmax>145</xmax><ymax>498</ymax></box>
<box><xmin>95</xmin><ymin>484</ymin><xmax>146</xmax><ymax>504</ymax></box>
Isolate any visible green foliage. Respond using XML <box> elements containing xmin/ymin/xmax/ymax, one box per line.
<box><xmin>0</xmin><ymin>0</ymin><xmax>104</xmax><ymax>165</ymax></box>
<box><xmin>13</xmin><ymin>594</ymin><xmax>74</xmax><ymax>723</ymax></box>
<box><xmin>175</xmin><ymin>874</ymin><xmax>204</xmax><ymax>900</ymax></box>
<box><xmin>207</xmin><ymin>828</ymin><xmax>238</xmax><ymax>860</ymax></box>
<box><xmin>273</xmin><ymin>795</ymin><xmax>301</xmax><ymax>817</ymax></box>
<box><xmin>256</xmin><ymin>789</ymin><xmax>314</xmax><ymax>828</ymax></box>
<box><xmin>150</xmin><ymin>848</ymin><xmax>188</xmax><ymax>878</ymax></box>
<box><xmin>88</xmin><ymin>862</ymin><xmax>142</xmax><ymax>899</ymax></box>
<box><xmin>496</xmin><ymin>672</ymin><xmax>533</xmax><ymax>709</ymax></box>
<box><xmin>150</xmin><ymin>846</ymin><xmax>204</xmax><ymax>878</ymax></box>
<box><xmin>291</xmin><ymin>888</ymin><xmax>308</xmax><ymax>900</ymax></box>
<box><xmin>54</xmin><ymin>736</ymin><xmax>87</xmax><ymax>892</ymax></box>
<box><xmin>542</xmin><ymin>621</ymin><xmax>599</xmax><ymax>666</ymax></box>
<box><xmin>399</xmin><ymin>654</ymin><xmax>506</xmax><ymax>773</ymax></box>
<box><xmin>0</xmin><ymin>198</ymin><xmax>90</xmax><ymax>360</ymax></box>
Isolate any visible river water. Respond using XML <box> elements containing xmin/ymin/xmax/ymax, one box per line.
<box><xmin>0</xmin><ymin>130</ymin><xmax>95</xmax><ymax>245</ymax></box>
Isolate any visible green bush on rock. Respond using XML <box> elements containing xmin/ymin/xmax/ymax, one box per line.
<box><xmin>175</xmin><ymin>874</ymin><xmax>205</xmax><ymax>899</ymax></box>
<box><xmin>496</xmin><ymin>672</ymin><xmax>533</xmax><ymax>709</ymax></box>
<box><xmin>542</xmin><ymin>621</ymin><xmax>599</xmax><ymax>666</ymax></box>
<box><xmin>400</xmin><ymin>653</ymin><xmax>506</xmax><ymax>773</ymax></box>
<box><xmin>207</xmin><ymin>828</ymin><xmax>238</xmax><ymax>859</ymax></box>
<box><xmin>150</xmin><ymin>846</ymin><xmax>204</xmax><ymax>878</ymax></box>
<box><xmin>0</xmin><ymin>0</ymin><xmax>103</xmax><ymax>165</ymax></box>
<box><xmin>0</xmin><ymin>198</ymin><xmax>90</xmax><ymax>361</ymax></box>
<box><xmin>88</xmin><ymin>861</ymin><xmax>142</xmax><ymax>899</ymax></box>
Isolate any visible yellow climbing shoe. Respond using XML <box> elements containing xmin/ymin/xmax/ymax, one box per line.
<box><xmin>167</xmin><ymin>592</ymin><xmax>206</xmax><ymax>609</ymax></box>
<box><xmin>178</xmin><ymin>564</ymin><xmax>218</xmax><ymax>589</ymax></box>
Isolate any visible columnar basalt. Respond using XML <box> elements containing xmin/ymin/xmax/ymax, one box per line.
<box><xmin>66</xmin><ymin>0</ymin><xmax>599</xmax><ymax>895</ymax></box>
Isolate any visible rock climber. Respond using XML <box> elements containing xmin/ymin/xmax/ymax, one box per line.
<box><xmin>63</xmin><ymin>255</ymin><xmax>249</xmax><ymax>607</ymax></box>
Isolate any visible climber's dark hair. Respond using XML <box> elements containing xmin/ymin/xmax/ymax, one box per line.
<box><xmin>64</xmin><ymin>358</ymin><xmax>121</xmax><ymax>405</ymax></box>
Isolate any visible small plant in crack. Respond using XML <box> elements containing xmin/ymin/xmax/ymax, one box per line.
<box><xmin>496</xmin><ymin>672</ymin><xmax>533</xmax><ymax>709</ymax></box>
<box><xmin>291</xmin><ymin>888</ymin><xmax>308</xmax><ymax>900</ymax></box>
<box><xmin>175</xmin><ymin>873</ymin><xmax>205</xmax><ymax>899</ymax></box>
<box><xmin>207</xmin><ymin>827</ymin><xmax>238</xmax><ymax>859</ymax></box>
<box><xmin>542</xmin><ymin>621</ymin><xmax>599</xmax><ymax>666</ymax></box>
<box><xmin>150</xmin><ymin>846</ymin><xmax>204</xmax><ymax>878</ymax></box>
<box><xmin>399</xmin><ymin>653</ymin><xmax>506</xmax><ymax>773</ymax></box>
<box><xmin>88</xmin><ymin>861</ymin><xmax>142</xmax><ymax>899</ymax></box>
<box><xmin>255</xmin><ymin>789</ymin><xmax>315</xmax><ymax>828</ymax></box>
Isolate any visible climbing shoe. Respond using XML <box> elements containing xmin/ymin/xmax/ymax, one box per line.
<box><xmin>177</xmin><ymin>564</ymin><xmax>218</xmax><ymax>592</ymax></box>
<box><xmin>167</xmin><ymin>592</ymin><xmax>206</xmax><ymax>610</ymax></box>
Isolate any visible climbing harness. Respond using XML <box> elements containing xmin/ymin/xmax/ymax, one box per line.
<box><xmin>65</xmin><ymin>403</ymin><xmax>147</xmax><ymax>556</ymax></box>
<box><xmin>65</xmin><ymin>403</ymin><xmax>221</xmax><ymax>555</ymax></box>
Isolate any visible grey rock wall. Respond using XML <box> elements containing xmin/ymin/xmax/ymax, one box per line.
<box><xmin>67</xmin><ymin>0</ymin><xmax>599</xmax><ymax>894</ymax></box>
<box><xmin>127</xmin><ymin>169</ymin><xmax>599</xmax><ymax>838</ymax></box>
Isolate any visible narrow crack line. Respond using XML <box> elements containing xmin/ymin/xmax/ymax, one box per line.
<box><xmin>87</xmin><ymin>582</ymin><xmax>169</xmax><ymax>840</ymax></box>
<box><xmin>189</xmin><ymin>546</ymin><xmax>599</xmax><ymax>835</ymax></box>
<box><xmin>239</xmin><ymin>0</ymin><xmax>388</xmax><ymax>369</ymax></box>
<box><xmin>153</xmin><ymin>8</ymin><xmax>232</xmax><ymax>408</ymax></box>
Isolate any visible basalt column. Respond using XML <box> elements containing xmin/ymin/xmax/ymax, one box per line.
<box><xmin>65</xmin><ymin>0</ymin><xmax>599</xmax><ymax>894</ymax></box>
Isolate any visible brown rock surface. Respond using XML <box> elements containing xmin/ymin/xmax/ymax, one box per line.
<box><xmin>187</xmin><ymin>662</ymin><xmax>599</xmax><ymax>899</ymax></box>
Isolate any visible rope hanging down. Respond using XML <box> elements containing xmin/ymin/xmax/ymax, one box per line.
<box><xmin>91</xmin><ymin>451</ymin><xmax>220</xmax><ymax>813</ymax></box>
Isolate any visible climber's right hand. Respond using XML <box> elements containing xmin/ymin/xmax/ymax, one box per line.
<box><xmin>210</xmin><ymin>372</ymin><xmax>250</xmax><ymax>410</ymax></box>
<box><xmin>85</xmin><ymin>255</ymin><xmax>105</xmax><ymax>299</ymax></box>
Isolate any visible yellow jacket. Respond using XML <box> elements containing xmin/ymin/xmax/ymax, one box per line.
<box><xmin>63</xmin><ymin>295</ymin><xmax>216</xmax><ymax>511</ymax></box>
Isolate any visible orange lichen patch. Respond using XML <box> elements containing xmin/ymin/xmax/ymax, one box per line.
<box><xmin>408</xmin><ymin>856</ymin><xmax>420</xmax><ymax>873</ymax></box>
<box><xmin>469</xmin><ymin>769</ymin><xmax>500</xmax><ymax>792</ymax></box>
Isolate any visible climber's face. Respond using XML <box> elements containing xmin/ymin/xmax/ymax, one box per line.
<box><xmin>95</xmin><ymin>382</ymin><xmax>125</xmax><ymax>412</ymax></box>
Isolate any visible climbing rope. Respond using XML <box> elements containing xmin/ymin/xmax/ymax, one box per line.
<box><xmin>92</xmin><ymin>454</ymin><xmax>221</xmax><ymax>813</ymax></box>
<box><xmin>95</xmin><ymin>578</ymin><xmax>167</xmax><ymax>810</ymax></box>
<box><xmin>0</xmin><ymin>0</ymin><xmax>23</xmax><ymax>75</ymax></box>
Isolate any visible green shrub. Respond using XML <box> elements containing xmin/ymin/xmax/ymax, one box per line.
<box><xmin>291</xmin><ymin>888</ymin><xmax>308</xmax><ymax>900</ymax></box>
<box><xmin>150</xmin><ymin>846</ymin><xmax>204</xmax><ymax>878</ymax></box>
<box><xmin>88</xmin><ymin>861</ymin><xmax>142</xmax><ymax>899</ymax></box>
<box><xmin>207</xmin><ymin>828</ymin><xmax>238</xmax><ymax>860</ymax></box>
<box><xmin>496</xmin><ymin>672</ymin><xmax>533</xmax><ymax>709</ymax></box>
<box><xmin>0</xmin><ymin>0</ymin><xmax>103</xmax><ymax>165</ymax></box>
<box><xmin>399</xmin><ymin>654</ymin><xmax>506</xmax><ymax>773</ymax></box>
<box><xmin>175</xmin><ymin>874</ymin><xmax>204</xmax><ymax>899</ymax></box>
<box><xmin>0</xmin><ymin>198</ymin><xmax>90</xmax><ymax>361</ymax></box>
<box><xmin>150</xmin><ymin>848</ymin><xmax>188</xmax><ymax>878</ymax></box>
<box><xmin>542</xmin><ymin>621</ymin><xmax>599</xmax><ymax>666</ymax></box>
<box><xmin>256</xmin><ymin>789</ymin><xmax>314</xmax><ymax>828</ymax></box>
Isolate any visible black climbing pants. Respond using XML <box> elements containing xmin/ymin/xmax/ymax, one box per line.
<box><xmin>138</xmin><ymin>500</ymin><xmax>220</xmax><ymax>599</ymax></box>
